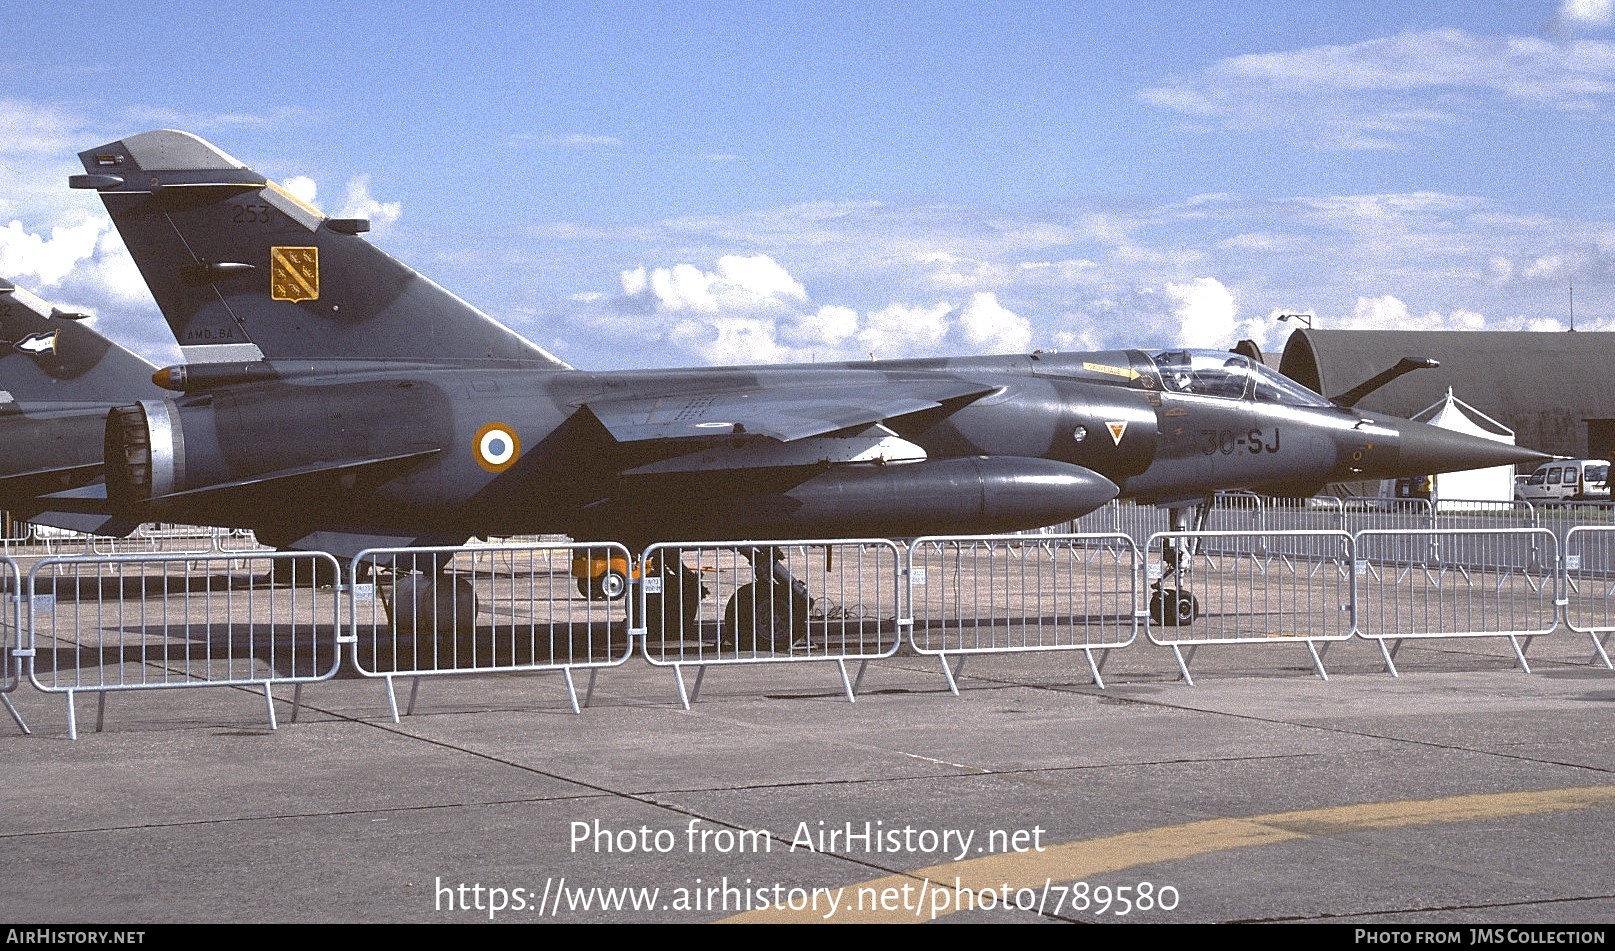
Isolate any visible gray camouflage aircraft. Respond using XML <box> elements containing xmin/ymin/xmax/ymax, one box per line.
<box><xmin>0</xmin><ymin>278</ymin><xmax>163</xmax><ymax>535</ymax></box>
<box><xmin>60</xmin><ymin>129</ymin><xmax>1545</xmax><ymax>628</ymax></box>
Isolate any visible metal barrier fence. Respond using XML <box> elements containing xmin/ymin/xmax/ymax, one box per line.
<box><xmin>25</xmin><ymin>551</ymin><xmax>343</xmax><ymax>738</ymax></box>
<box><xmin>1066</xmin><ymin>500</ymin><xmax>1171</xmax><ymax>545</ymax></box>
<box><xmin>637</xmin><ymin>540</ymin><xmax>904</xmax><ymax>708</ymax></box>
<box><xmin>348</xmin><ymin>542</ymin><xmax>636</xmax><ymax>718</ymax></box>
<box><xmin>1065</xmin><ymin>495</ymin><xmax>1442</xmax><ymax>544</ymax></box>
<box><xmin>1562</xmin><ymin>526</ymin><xmax>1615</xmax><ymax>669</ymax></box>
<box><xmin>3</xmin><ymin>523</ymin><xmax>97</xmax><ymax>558</ymax></box>
<box><xmin>89</xmin><ymin>524</ymin><xmax>227</xmax><ymax>557</ymax></box>
<box><xmin>906</xmin><ymin>534</ymin><xmax>1139</xmax><ymax>690</ymax></box>
<box><xmin>1535</xmin><ymin>501</ymin><xmax>1615</xmax><ymax>550</ymax></box>
<box><xmin>1143</xmin><ymin>530</ymin><xmax>1356</xmax><ymax>684</ymax></box>
<box><xmin>3</xmin><ymin>521</ymin><xmax>1614</xmax><ymax>735</ymax></box>
<box><xmin>1352</xmin><ymin>528</ymin><xmax>1560</xmax><ymax>676</ymax></box>
<box><xmin>0</xmin><ymin>521</ymin><xmax>267</xmax><ymax>558</ymax></box>
<box><xmin>0</xmin><ymin>556</ymin><xmax>26</xmax><ymax>734</ymax></box>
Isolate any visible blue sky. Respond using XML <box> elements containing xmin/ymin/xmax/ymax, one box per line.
<box><xmin>2</xmin><ymin>0</ymin><xmax>1613</xmax><ymax>368</ymax></box>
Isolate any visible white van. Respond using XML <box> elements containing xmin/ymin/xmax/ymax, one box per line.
<box><xmin>1515</xmin><ymin>459</ymin><xmax>1611</xmax><ymax>502</ymax></box>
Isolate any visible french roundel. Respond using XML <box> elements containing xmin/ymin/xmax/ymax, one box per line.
<box><xmin>474</xmin><ymin>422</ymin><xmax>521</xmax><ymax>473</ymax></box>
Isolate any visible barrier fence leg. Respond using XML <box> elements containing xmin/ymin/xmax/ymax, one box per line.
<box><xmin>836</xmin><ymin>659</ymin><xmax>855</xmax><ymax>703</ymax></box>
<box><xmin>1591</xmin><ymin>632</ymin><xmax>1613</xmax><ymax>670</ymax></box>
<box><xmin>672</xmin><ymin>664</ymin><xmax>692</xmax><ymax>711</ymax></box>
<box><xmin>689</xmin><ymin>665</ymin><xmax>707</xmax><ymax>704</ymax></box>
<box><xmin>852</xmin><ymin>660</ymin><xmax>869</xmax><ymax>695</ymax></box>
<box><xmin>406</xmin><ymin>676</ymin><xmax>422</xmax><ymax>716</ymax></box>
<box><xmin>1378</xmin><ymin>638</ymin><xmax>1401</xmax><ymax>677</ymax></box>
<box><xmin>95</xmin><ymin>690</ymin><xmax>107</xmax><ymax>733</ymax></box>
<box><xmin>938</xmin><ymin>653</ymin><xmax>960</xmax><ymax>697</ymax></box>
<box><xmin>1508</xmin><ymin>635</ymin><xmax>1532</xmax><ymax>674</ymax></box>
<box><xmin>66</xmin><ymin>688</ymin><xmax>77</xmax><ymax>741</ymax></box>
<box><xmin>384</xmin><ymin>675</ymin><xmax>401</xmax><ymax>723</ymax></box>
<box><xmin>1306</xmin><ymin>641</ymin><xmax>1329</xmax><ymax>681</ymax></box>
<box><xmin>290</xmin><ymin>683</ymin><xmax>304</xmax><ymax>724</ymax></box>
<box><xmin>583</xmin><ymin>669</ymin><xmax>599</xmax><ymax>709</ymax></box>
<box><xmin>1</xmin><ymin>693</ymin><xmax>27</xmax><ymax>734</ymax></box>
<box><xmin>1083</xmin><ymin>648</ymin><xmax>1106</xmax><ymax>690</ymax></box>
<box><xmin>562</xmin><ymin>667</ymin><xmax>581</xmax><ymax>715</ymax></box>
<box><xmin>1173</xmin><ymin>644</ymin><xmax>1196</xmax><ymax>686</ymax></box>
<box><xmin>262</xmin><ymin>683</ymin><xmax>278</xmax><ymax>731</ymax></box>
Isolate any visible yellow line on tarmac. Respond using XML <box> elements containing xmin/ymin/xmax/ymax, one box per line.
<box><xmin>721</xmin><ymin>785</ymin><xmax>1615</xmax><ymax>923</ymax></box>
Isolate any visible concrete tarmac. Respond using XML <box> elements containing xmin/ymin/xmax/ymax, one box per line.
<box><xmin>2</xmin><ymin>628</ymin><xmax>1613</xmax><ymax>925</ymax></box>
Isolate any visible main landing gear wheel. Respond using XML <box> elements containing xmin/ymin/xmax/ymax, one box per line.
<box><xmin>577</xmin><ymin>569</ymin><xmax>628</xmax><ymax>602</ymax></box>
<box><xmin>723</xmin><ymin>580</ymin><xmax>811</xmax><ymax>651</ymax></box>
<box><xmin>722</xmin><ymin>547</ymin><xmax>811</xmax><ymax>651</ymax></box>
<box><xmin>1148</xmin><ymin>587</ymin><xmax>1198</xmax><ymax>627</ymax></box>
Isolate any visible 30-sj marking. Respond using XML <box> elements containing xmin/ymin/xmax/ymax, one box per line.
<box><xmin>1200</xmin><ymin>428</ymin><xmax>1281</xmax><ymax>456</ymax></box>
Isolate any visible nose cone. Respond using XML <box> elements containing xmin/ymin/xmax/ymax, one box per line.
<box><xmin>1358</xmin><ymin>414</ymin><xmax>1551</xmax><ymax>479</ymax></box>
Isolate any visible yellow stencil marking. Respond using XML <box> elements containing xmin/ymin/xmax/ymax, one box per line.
<box><xmin>721</xmin><ymin>785</ymin><xmax>1615</xmax><ymax>923</ymax></box>
<box><xmin>1082</xmin><ymin>362</ymin><xmax>1139</xmax><ymax>380</ymax></box>
<box><xmin>270</xmin><ymin>246</ymin><xmax>319</xmax><ymax>302</ymax></box>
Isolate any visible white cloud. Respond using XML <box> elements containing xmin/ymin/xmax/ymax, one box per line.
<box><xmin>622</xmin><ymin>254</ymin><xmax>807</xmax><ymax>314</ymax></box>
<box><xmin>84</xmin><ymin>228</ymin><xmax>149</xmax><ymax>302</ymax></box>
<box><xmin>0</xmin><ymin>218</ymin><xmax>104</xmax><ymax>287</ymax></box>
<box><xmin>1554</xmin><ymin>0</ymin><xmax>1614</xmax><ymax>34</ymax></box>
<box><xmin>589</xmin><ymin>252</ymin><xmax>1049</xmax><ymax>365</ymax></box>
<box><xmin>275</xmin><ymin>174</ymin><xmax>402</xmax><ymax>231</ymax></box>
<box><xmin>957</xmin><ymin>292</ymin><xmax>1032</xmax><ymax>353</ymax></box>
<box><xmin>535</xmin><ymin>183</ymin><xmax>1615</xmax><ymax>370</ymax></box>
<box><xmin>281</xmin><ymin>175</ymin><xmax>319</xmax><ymax>205</ymax></box>
<box><xmin>337</xmin><ymin>175</ymin><xmax>403</xmax><ymax>230</ymax></box>
<box><xmin>783</xmin><ymin>305</ymin><xmax>859</xmax><ymax>348</ymax></box>
<box><xmin>1166</xmin><ymin>277</ymin><xmax>1239</xmax><ymax>349</ymax></box>
<box><xmin>1317</xmin><ymin>294</ymin><xmax>1615</xmax><ymax>334</ymax></box>
<box><xmin>668</xmin><ymin>315</ymin><xmax>791</xmax><ymax>365</ymax></box>
<box><xmin>553</xmin><ymin>134</ymin><xmax>623</xmax><ymax>148</ymax></box>
<box><xmin>857</xmin><ymin>302</ymin><xmax>953</xmax><ymax>358</ymax></box>
<box><xmin>1141</xmin><ymin>28</ymin><xmax>1615</xmax><ymax>149</ymax></box>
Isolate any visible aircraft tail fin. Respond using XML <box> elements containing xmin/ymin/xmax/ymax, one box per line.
<box><xmin>0</xmin><ymin>279</ymin><xmax>164</xmax><ymax>402</ymax></box>
<box><xmin>74</xmin><ymin>130</ymin><xmax>571</xmax><ymax>368</ymax></box>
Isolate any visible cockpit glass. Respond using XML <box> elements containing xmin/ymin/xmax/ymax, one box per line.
<box><xmin>1147</xmin><ymin>350</ymin><xmax>1331</xmax><ymax>406</ymax></box>
<box><xmin>1248</xmin><ymin>363</ymin><xmax>1333</xmax><ymax>407</ymax></box>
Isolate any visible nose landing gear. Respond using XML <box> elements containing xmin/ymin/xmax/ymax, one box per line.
<box><xmin>1148</xmin><ymin>500</ymin><xmax>1208</xmax><ymax>627</ymax></box>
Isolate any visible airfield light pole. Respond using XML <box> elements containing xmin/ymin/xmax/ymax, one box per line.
<box><xmin>1277</xmin><ymin>312</ymin><xmax>1315</xmax><ymax>330</ymax></box>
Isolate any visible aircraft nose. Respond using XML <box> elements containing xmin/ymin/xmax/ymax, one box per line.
<box><xmin>1371</xmin><ymin>416</ymin><xmax>1552</xmax><ymax>477</ymax></box>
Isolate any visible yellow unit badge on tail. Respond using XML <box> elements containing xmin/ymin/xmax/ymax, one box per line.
<box><xmin>270</xmin><ymin>246</ymin><xmax>319</xmax><ymax>302</ymax></box>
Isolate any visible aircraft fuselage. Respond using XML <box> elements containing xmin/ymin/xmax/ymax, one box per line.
<box><xmin>98</xmin><ymin>348</ymin><xmax>1532</xmax><ymax>552</ymax></box>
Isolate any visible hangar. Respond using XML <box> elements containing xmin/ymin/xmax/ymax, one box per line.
<box><xmin>1275</xmin><ymin>329</ymin><xmax>1615</xmax><ymax>461</ymax></box>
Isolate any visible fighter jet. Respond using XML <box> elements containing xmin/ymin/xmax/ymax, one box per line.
<box><xmin>62</xmin><ymin>130</ymin><xmax>1546</xmax><ymax>629</ymax></box>
<box><xmin>0</xmin><ymin>278</ymin><xmax>163</xmax><ymax>535</ymax></box>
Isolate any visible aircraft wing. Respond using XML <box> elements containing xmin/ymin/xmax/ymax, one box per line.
<box><xmin>0</xmin><ymin>462</ymin><xmax>106</xmax><ymax>500</ymax></box>
<box><xmin>584</xmin><ymin>380</ymin><xmax>996</xmax><ymax>443</ymax></box>
<box><xmin>40</xmin><ymin>450</ymin><xmax>440</xmax><ymax>514</ymax></box>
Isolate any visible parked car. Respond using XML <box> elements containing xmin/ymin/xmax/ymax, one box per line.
<box><xmin>1514</xmin><ymin>459</ymin><xmax>1611</xmax><ymax>502</ymax></box>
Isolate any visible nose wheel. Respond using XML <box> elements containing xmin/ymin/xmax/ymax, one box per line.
<box><xmin>1148</xmin><ymin>587</ymin><xmax>1198</xmax><ymax>626</ymax></box>
<box><xmin>1150</xmin><ymin>500</ymin><xmax>1209</xmax><ymax>628</ymax></box>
